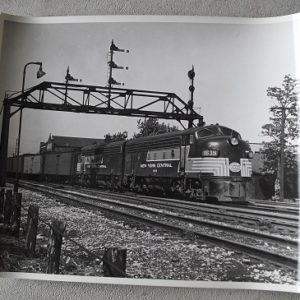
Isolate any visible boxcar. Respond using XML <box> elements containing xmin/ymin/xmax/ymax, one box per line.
<box><xmin>6</xmin><ymin>156</ymin><xmax>14</xmax><ymax>175</ymax></box>
<box><xmin>23</xmin><ymin>154</ymin><xmax>42</xmax><ymax>180</ymax></box>
<box><xmin>6</xmin><ymin>155</ymin><xmax>24</xmax><ymax>177</ymax></box>
<box><xmin>43</xmin><ymin>151</ymin><xmax>77</xmax><ymax>183</ymax></box>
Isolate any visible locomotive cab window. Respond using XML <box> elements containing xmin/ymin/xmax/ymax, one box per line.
<box><xmin>195</xmin><ymin>128</ymin><xmax>217</xmax><ymax>139</ymax></box>
<box><xmin>220</xmin><ymin>127</ymin><xmax>241</xmax><ymax>139</ymax></box>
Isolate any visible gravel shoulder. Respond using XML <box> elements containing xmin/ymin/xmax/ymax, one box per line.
<box><xmin>2</xmin><ymin>188</ymin><xmax>296</xmax><ymax>284</ymax></box>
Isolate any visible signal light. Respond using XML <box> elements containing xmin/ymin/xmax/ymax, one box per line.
<box><xmin>110</xmin><ymin>40</ymin><xmax>129</xmax><ymax>53</ymax></box>
<box><xmin>108</xmin><ymin>77</ymin><xmax>124</xmax><ymax>85</ymax></box>
<box><xmin>245</xmin><ymin>151</ymin><xmax>253</xmax><ymax>158</ymax></box>
<box><xmin>188</xmin><ymin>66</ymin><xmax>195</xmax><ymax>79</ymax></box>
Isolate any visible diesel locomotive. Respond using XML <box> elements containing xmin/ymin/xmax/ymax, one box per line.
<box><xmin>76</xmin><ymin>124</ymin><xmax>253</xmax><ymax>202</ymax></box>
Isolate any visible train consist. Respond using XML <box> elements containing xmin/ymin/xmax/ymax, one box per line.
<box><xmin>7</xmin><ymin>124</ymin><xmax>253</xmax><ymax>202</ymax></box>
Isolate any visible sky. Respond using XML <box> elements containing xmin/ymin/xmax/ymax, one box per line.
<box><xmin>0</xmin><ymin>16</ymin><xmax>297</xmax><ymax>155</ymax></box>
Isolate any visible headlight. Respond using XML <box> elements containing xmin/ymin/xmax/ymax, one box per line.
<box><xmin>230</xmin><ymin>137</ymin><xmax>239</xmax><ymax>146</ymax></box>
<box><xmin>202</xmin><ymin>150</ymin><xmax>219</xmax><ymax>157</ymax></box>
<box><xmin>245</xmin><ymin>151</ymin><xmax>253</xmax><ymax>158</ymax></box>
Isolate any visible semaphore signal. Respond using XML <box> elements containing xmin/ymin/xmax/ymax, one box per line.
<box><xmin>107</xmin><ymin>40</ymin><xmax>129</xmax><ymax>108</ymax></box>
<box><xmin>64</xmin><ymin>66</ymin><xmax>82</xmax><ymax>104</ymax></box>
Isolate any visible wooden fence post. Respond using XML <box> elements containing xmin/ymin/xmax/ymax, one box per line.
<box><xmin>0</xmin><ymin>188</ymin><xmax>4</xmax><ymax>223</ymax></box>
<box><xmin>25</xmin><ymin>205</ymin><xmax>39</xmax><ymax>256</ymax></box>
<box><xmin>3</xmin><ymin>190</ymin><xmax>13</xmax><ymax>226</ymax></box>
<box><xmin>103</xmin><ymin>248</ymin><xmax>127</xmax><ymax>277</ymax></box>
<box><xmin>46</xmin><ymin>219</ymin><xmax>66</xmax><ymax>274</ymax></box>
<box><xmin>12</xmin><ymin>193</ymin><xmax>22</xmax><ymax>237</ymax></box>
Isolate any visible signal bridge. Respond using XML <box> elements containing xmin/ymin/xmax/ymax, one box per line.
<box><xmin>0</xmin><ymin>79</ymin><xmax>204</xmax><ymax>186</ymax></box>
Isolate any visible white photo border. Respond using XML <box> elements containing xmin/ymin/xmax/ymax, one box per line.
<box><xmin>0</xmin><ymin>12</ymin><xmax>299</xmax><ymax>293</ymax></box>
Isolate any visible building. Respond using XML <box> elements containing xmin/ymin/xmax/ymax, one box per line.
<box><xmin>40</xmin><ymin>134</ymin><xmax>103</xmax><ymax>153</ymax></box>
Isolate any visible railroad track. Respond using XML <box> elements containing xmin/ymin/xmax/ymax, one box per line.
<box><xmin>44</xmin><ymin>183</ymin><xmax>299</xmax><ymax>237</ymax></box>
<box><xmin>247</xmin><ymin>199</ymin><xmax>299</xmax><ymax>212</ymax></box>
<box><xmin>15</xmin><ymin>179</ymin><xmax>299</xmax><ymax>217</ymax></box>
<box><xmin>249</xmin><ymin>199</ymin><xmax>299</xmax><ymax>207</ymax></box>
<box><xmin>18</xmin><ymin>181</ymin><xmax>298</xmax><ymax>270</ymax></box>
<box><xmin>15</xmin><ymin>180</ymin><xmax>299</xmax><ymax>236</ymax></box>
<box><xmin>60</xmin><ymin>183</ymin><xmax>300</xmax><ymax>215</ymax></box>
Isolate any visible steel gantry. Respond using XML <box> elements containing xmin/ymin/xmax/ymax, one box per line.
<box><xmin>5</xmin><ymin>81</ymin><xmax>203</xmax><ymax>121</ymax></box>
<box><xmin>0</xmin><ymin>80</ymin><xmax>204</xmax><ymax>186</ymax></box>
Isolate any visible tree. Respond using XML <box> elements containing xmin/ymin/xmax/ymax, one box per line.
<box><xmin>104</xmin><ymin>131</ymin><xmax>128</xmax><ymax>142</ymax></box>
<box><xmin>133</xmin><ymin>117</ymin><xmax>179</xmax><ymax>138</ymax></box>
<box><xmin>261</xmin><ymin>74</ymin><xmax>299</xmax><ymax>200</ymax></box>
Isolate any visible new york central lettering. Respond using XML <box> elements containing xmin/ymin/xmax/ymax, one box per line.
<box><xmin>140</xmin><ymin>162</ymin><xmax>173</xmax><ymax>168</ymax></box>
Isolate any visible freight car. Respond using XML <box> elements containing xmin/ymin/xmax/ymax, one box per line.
<box><xmin>7</xmin><ymin>153</ymin><xmax>41</xmax><ymax>180</ymax></box>
<box><xmin>76</xmin><ymin>124</ymin><xmax>253</xmax><ymax>202</ymax></box>
<box><xmin>23</xmin><ymin>154</ymin><xmax>42</xmax><ymax>180</ymax></box>
<box><xmin>43</xmin><ymin>151</ymin><xmax>78</xmax><ymax>183</ymax></box>
<box><xmin>6</xmin><ymin>155</ymin><xmax>24</xmax><ymax>177</ymax></box>
<box><xmin>7</xmin><ymin>151</ymin><xmax>78</xmax><ymax>183</ymax></box>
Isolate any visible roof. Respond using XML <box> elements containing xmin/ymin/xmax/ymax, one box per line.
<box><xmin>105</xmin><ymin>140</ymin><xmax>126</xmax><ymax>148</ymax></box>
<box><xmin>126</xmin><ymin>124</ymin><xmax>241</xmax><ymax>145</ymax></box>
<box><xmin>81</xmin><ymin>141</ymin><xmax>106</xmax><ymax>152</ymax></box>
<box><xmin>51</xmin><ymin>135</ymin><xmax>104</xmax><ymax>148</ymax></box>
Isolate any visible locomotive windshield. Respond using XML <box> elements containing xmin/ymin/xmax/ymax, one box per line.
<box><xmin>219</xmin><ymin>126</ymin><xmax>241</xmax><ymax>139</ymax></box>
<box><xmin>195</xmin><ymin>126</ymin><xmax>241</xmax><ymax>139</ymax></box>
<box><xmin>195</xmin><ymin>128</ymin><xmax>218</xmax><ymax>138</ymax></box>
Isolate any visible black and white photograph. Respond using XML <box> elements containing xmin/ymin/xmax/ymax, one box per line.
<box><xmin>0</xmin><ymin>14</ymin><xmax>299</xmax><ymax>292</ymax></box>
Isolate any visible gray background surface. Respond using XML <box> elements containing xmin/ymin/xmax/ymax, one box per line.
<box><xmin>0</xmin><ymin>0</ymin><xmax>300</xmax><ymax>299</ymax></box>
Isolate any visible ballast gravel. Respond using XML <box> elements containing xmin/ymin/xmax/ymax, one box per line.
<box><xmin>17</xmin><ymin>188</ymin><xmax>297</xmax><ymax>284</ymax></box>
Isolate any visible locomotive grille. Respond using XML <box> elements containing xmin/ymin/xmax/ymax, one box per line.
<box><xmin>103</xmin><ymin>146</ymin><xmax>122</xmax><ymax>155</ymax></box>
<box><xmin>240</xmin><ymin>159</ymin><xmax>252</xmax><ymax>177</ymax></box>
<box><xmin>185</xmin><ymin>157</ymin><xmax>230</xmax><ymax>176</ymax></box>
<box><xmin>127</xmin><ymin>137</ymin><xmax>181</xmax><ymax>153</ymax></box>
